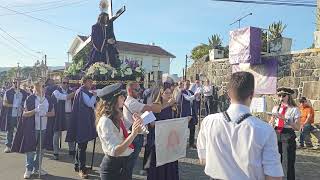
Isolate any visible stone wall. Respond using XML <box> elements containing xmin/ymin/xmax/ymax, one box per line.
<box><xmin>187</xmin><ymin>49</ymin><xmax>320</xmax><ymax>123</ymax></box>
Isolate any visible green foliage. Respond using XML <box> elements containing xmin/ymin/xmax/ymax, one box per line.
<box><xmin>191</xmin><ymin>33</ymin><xmax>227</xmax><ymax>60</ymax></box>
<box><xmin>191</xmin><ymin>44</ymin><xmax>211</xmax><ymax>60</ymax></box>
<box><xmin>208</xmin><ymin>34</ymin><xmax>222</xmax><ymax>49</ymax></box>
<box><xmin>269</xmin><ymin>21</ymin><xmax>287</xmax><ymax>40</ymax></box>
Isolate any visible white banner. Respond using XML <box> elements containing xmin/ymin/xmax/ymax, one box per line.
<box><xmin>155</xmin><ymin>117</ymin><xmax>189</xmax><ymax>167</ymax></box>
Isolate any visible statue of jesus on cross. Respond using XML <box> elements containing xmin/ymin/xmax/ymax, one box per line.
<box><xmin>84</xmin><ymin>0</ymin><xmax>126</xmax><ymax>70</ymax></box>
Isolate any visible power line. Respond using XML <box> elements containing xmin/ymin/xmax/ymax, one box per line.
<box><xmin>211</xmin><ymin>0</ymin><xmax>317</xmax><ymax>7</ymax></box>
<box><xmin>7</xmin><ymin>0</ymin><xmax>72</xmax><ymax>8</ymax></box>
<box><xmin>0</xmin><ymin>0</ymin><xmax>90</xmax><ymax>17</ymax></box>
<box><xmin>0</xmin><ymin>26</ymin><xmax>38</xmax><ymax>55</ymax></box>
<box><xmin>0</xmin><ymin>5</ymin><xmax>85</xmax><ymax>34</ymax></box>
<box><xmin>0</xmin><ymin>32</ymin><xmax>38</xmax><ymax>58</ymax></box>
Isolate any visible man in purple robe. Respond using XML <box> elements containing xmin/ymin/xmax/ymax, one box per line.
<box><xmin>179</xmin><ymin>80</ymin><xmax>199</xmax><ymax>149</ymax></box>
<box><xmin>84</xmin><ymin>12</ymin><xmax>121</xmax><ymax>70</ymax></box>
<box><xmin>66</xmin><ymin>76</ymin><xmax>97</xmax><ymax>179</ymax></box>
<box><xmin>11</xmin><ymin>81</ymin><xmax>55</xmax><ymax>178</ymax></box>
<box><xmin>0</xmin><ymin>79</ymin><xmax>28</xmax><ymax>153</ymax></box>
<box><xmin>51</xmin><ymin>77</ymin><xmax>76</xmax><ymax>160</ymax></box>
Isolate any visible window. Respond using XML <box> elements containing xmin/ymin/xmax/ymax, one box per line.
<box><xmin>152</xmin><ymin>58</ymin><xmax>160</xmax><ymax>71</ymax></box>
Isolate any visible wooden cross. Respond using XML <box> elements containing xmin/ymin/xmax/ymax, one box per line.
<box><xmin>100</xmin><ymin>0</ymin><xmax>126</xmax><ymax>22</ymax></box>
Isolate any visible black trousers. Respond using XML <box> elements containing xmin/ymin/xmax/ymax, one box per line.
<box><xmin>277</xmin><ymin>128</ymin><xmax>296</xmax><ymax>180</ymax></box>
<box><xmin>100</xmin><ymin>155</ymin><xmax>130</xmax><ymax>180</ymax></box>
<box><xmin>75</xmin><ymin>141</ymin><xmax>88</xmax><ymax>171</ymax></box>
<box><xmin>204</xmin><ymin>96</ymin><xmax>214</xmax><ymax>116</ymax></box>
<box><xmin>189</xmin><ymin>125</ymin><xmax>196</xmax><ymax>146</ymax></box>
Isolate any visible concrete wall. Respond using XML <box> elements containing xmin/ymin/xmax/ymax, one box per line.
<box><xmin>187</xmin><ymin>49</ymin><xmax>320</xmax><ymax>123</ymax></box>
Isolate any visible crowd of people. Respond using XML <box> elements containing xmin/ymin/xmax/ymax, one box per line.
<box><xmin>0</xmin><ymin>72</ymin><xmax>319</xmax><ymax>180</ymax></box>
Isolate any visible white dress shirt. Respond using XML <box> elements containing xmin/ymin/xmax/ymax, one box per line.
<box><xmin>31</xmin><ymin>96</ymin><xmax>49</xmax><ymax>131</ymax></box>
<box><xmin>197</xmin><ymin>104</ymin><xmax>283</xmax><ymax>180</ymax></box>
<box><xmin>272</xmin><ymin>105</ymin><xmax>300</xmax><ymax>128</ymax></box>
<box><xmin>53</xmin><ymin>88</ymin><xmax>72</xmax><ymax>113</ymax></box>
<box><xmin>82</xmin><ymin>92</ymin><xmax>96</xmax><ymax>109</ymax></box>
<box><xmin>97</xmin><ymin>115</ymin><xmax>133</xmax><ymax>157</ymax></box>
<box><xmin>123</xmin><ymin>96</ymin><xmax>145</xmax><ymax>130</ymax></box>
<box><xmin>203</xmin><ymin>85</ymin><xmax>213</xmax><ymax>97</ymax></box>
<box><xmin>4</xmin><ymin>90</ymin><xmax>23</xmax><ymax>117</ymax></box>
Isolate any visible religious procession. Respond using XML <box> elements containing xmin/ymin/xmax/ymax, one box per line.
<box><xmin>1</xmin><ymin>0</ymin><xmax>320</xmax><ymax>180</ymax></box>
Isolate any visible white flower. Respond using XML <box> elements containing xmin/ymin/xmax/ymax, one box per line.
<box><xmin>100</xmin><ymin>68</ymin><xmax>108</xmax><ymax>75</ymax></box>
<box><xmin>135</xmin><ymin>67</ymin><xmax>141</xmax><ymax>73</ymax></box>
<box><xmin>124</xmin><ymin>68</ymin><xmax>133</xmax><ymax>75</ymax></box>
<box><xmin>111</xmin><ymin>70</ymin><xmax>116</xmax><ymax>78</ymax></box>
<box><xmin>121</xmin><ymin>72</ymin><xmax>125</xmax><ymax>77</ymax></box>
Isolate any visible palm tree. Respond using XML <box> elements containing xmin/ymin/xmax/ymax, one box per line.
<box><xmin>208</xmin><ymin>34</ymin><xmax>222</xmax><ymax>49</ymax></box>
<box><xmin>269</xmin><ymin>21</ymin><xmax>287</xmax><ymax>40</ymax></box>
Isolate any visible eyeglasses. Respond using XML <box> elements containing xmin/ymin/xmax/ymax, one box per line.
<box><xmin>13</xmin><ymin>82</ymin><xmax>17</xmax><ymax>84</ymax></box>
<box><xmin>62</xmin><ymin>82</ymin><xmax>69</xmax><ymax>84</ymax></box>
<box><xmin>278</xmin><ymin>94</ymin><xmax>287</xmax><ymax>98</ymax></box>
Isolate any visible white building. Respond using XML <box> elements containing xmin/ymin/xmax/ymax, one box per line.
<box><xmin>68</xmin><ymin>35</ymin><xmax>175</xmax><ymax>73</ymax></box>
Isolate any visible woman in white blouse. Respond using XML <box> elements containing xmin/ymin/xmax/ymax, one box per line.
<box><xmin>96</xmin><ymin>89</ymin><xmax>143</xmax><ymax>180</ymax></box>
<box><xmin>269</xmin><ymin>87</ymin><xmax>300</xmax><ymax>180</ymax></box>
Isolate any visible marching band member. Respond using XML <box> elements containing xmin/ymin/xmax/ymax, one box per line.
<box><xmin>123</xmin><ymin>82</ymin><xmax>162</xmax><ymax>180</ymax></box>
<box><xmin>11</xmin><ymin>81</ymin><xmax>55</xmax><ymax>179</ymax></box>
<box><xmin>0</xmin><ymin>79</ymin><xmax>28</xmax><ymax>153</ymax></box>
<box><xmin>269</xmin><ymin>87</ymin><xmax>300</xmax><ymax>180</ymax></box>
<box><xmin>96</xmin><ymin>83</ymin><xmax>143</xmax><ymax>180</ymax></box>
<box><xmin>66</xmin><ymin>76</ymin><xmax>98</xmax><ymax>179</ymax></box>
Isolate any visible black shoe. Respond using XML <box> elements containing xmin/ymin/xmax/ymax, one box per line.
<box><xmin>53</xmin><ymin>154</ymin><xmax>59</xmax><ymax>160</ymax></box>
<box><xmin>69</xmin><ymin>151</ymin><xmax>76</xmax><ymax>156</ymax></box>
<box><xmin>74</xmin><ymin>166</ymin><xmax>79</xmax><ymax>172</ymax></box>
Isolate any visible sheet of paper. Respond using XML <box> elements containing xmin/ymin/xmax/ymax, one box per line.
<box><xmin>141</xmin><ymin>111</ymin><xmax>157</xmax><ymax>125</ymax></box>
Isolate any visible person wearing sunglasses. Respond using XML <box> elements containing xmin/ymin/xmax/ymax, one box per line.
<box><xmin>0</xmin><ymin>78</ymin><xmax>28</xmax><ymax>153</ymax></box>
<box><xmin>123</xmin><ymin>82</ymin><xmax>162</xmax><ymax>180</ymax></box>
<box><xmin>51</xmin><ymin>77</ymin><xmax>76</xmax><ymax>160</ymax></box>
<box><xmin>269</xmin><ymin>87</ymin><xmax>301</xmax><ymax>180</ymax></box>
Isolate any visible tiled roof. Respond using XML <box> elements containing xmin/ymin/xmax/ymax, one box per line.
<box><xmin>78</xmin><ymin>35</ymin><xmax>88</xmax><ymax>42</ymax></box>
<box><xmin>76</xmin><ymin>35</ymin><xmax>175</xmax><ymax>58</ymax></box>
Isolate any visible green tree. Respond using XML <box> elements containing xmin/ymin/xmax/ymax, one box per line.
<box><xmin>190</xmin><ymin>44</ymin><xmax>211</xmax><ymax>60</ymax></box>
<box><xmin>269</xmin><ymin>21</ymin><xmax>287</xmax><ymax>40</ymax></box>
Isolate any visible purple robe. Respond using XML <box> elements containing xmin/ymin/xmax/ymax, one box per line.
<box><xmin>84</xmin><ymin>22</ymin><xmax>119</xmax><ymax>69</ymax></box>
<box><xmin>145</xmin><ymin>106</ymin><xmax>179</xmax><ymax>180</ymax></box>
<box><xmin>11</xmin><ymin>95</ymin><xmax>53</xmax><ymax>153</ymax></box>
<box><xmin>52</xmin><ymin>87</ymin><xmax>74</xmax><ymax>132</ymax></box>
<box><xmin>0</xmin><ymin>88</ymin><xmax>28</xmax><ymax>131</ymax></box>
<box><xmin>43</xmin><ymin>95</ymin><xmax>55</xmax><ymax>151</ymax></box>
<box><xmin>65</xmin><ymin>86</ymin><xmax>97</xmax><ymax>143</ymax></box>
<box><xmin>180</xmin><ymin>90</ymin><xmax>198</xmax><ymax>127</ymax></box>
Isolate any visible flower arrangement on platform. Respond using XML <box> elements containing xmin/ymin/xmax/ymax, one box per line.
<box><xmin>64</xmin><ymin>60</ymin><xmax>83</xmax><ymax>79</ymax></box>
<box><xmin>84</xmin><ymin>59</ymin><xmax>145</xmax><ymax>81</ymax></box>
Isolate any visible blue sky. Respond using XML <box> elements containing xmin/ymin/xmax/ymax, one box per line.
<box><xmin>0</xmin><ymin>0</ymin><xmax>316</xmax><ymax>76</ymax></box>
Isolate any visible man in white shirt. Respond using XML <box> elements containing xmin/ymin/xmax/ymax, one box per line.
<box><xmin>203</xmin><ymin>79</ymin><xmax>214</xmax><ymax>116</ymax></box>
<box><xmin>1</xmin><ymin>79</ymin><xmax>28</xmax><ymax>153</ymax></box>
<box><xmin>123</xmin><ymin>82</ymin><xmax>161</xmax><ymax>180</ymax></box>
<box><xmin>197</xmin><ymin>72</ymin><xmax>283</xmax><ymax>180</ymax></box>
<box><xmin>52</xmin><ymin>77</ymin><xmax>75</xmax><ymax>160</ymax></box>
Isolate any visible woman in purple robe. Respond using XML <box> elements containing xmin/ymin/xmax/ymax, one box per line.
<box><xmin>145</xmin><ymin>87</ymin><xmax>179</xmax><ymax>180</ymax></box>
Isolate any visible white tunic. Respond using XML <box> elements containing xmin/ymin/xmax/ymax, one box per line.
<box><xmin>97</xmin><ymin>116</ymin><xmax>133</xmax><ymax>157</ymax></box>
<box><xmin>197</xmin><ymin>104</ymin><xmax>284</xmax><ymax>180</ymax></box>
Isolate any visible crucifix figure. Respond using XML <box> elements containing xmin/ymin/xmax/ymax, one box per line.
<box><xmin>84</xmin><ymin>0</ymin><xmax>126</xmax><ymax>70</ymax></box>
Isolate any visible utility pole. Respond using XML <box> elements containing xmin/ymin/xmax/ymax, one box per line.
<box><xmin>185</xmin><ymin>55</ymin><xmax>188</xmax><ymax>80</ymax></box>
